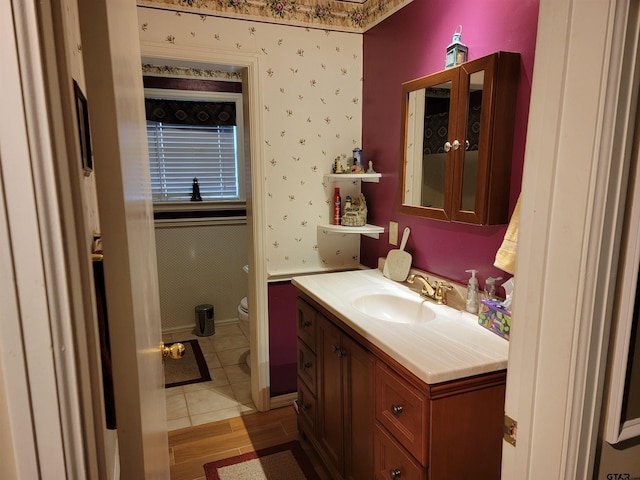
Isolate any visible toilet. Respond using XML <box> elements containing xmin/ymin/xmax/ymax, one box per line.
<box><xmin>238</xmin><ymin>265</ymin><xmax>250</xmax><ymax>368</ymax></box>
<box><xmin>237</xmin><ymin>296</ymin><xmax>249</xmax><ymax>337</ymax></box>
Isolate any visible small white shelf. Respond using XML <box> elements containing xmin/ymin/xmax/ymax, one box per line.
<box><xmin>324</xmin><ymin>173</ymin><xmax>381</xmax><ymax>183</ymax></box>
<box><xmin>319</xmin><ymin>223</ymin><xmax>384</xmax><ymax>239</ymax></box>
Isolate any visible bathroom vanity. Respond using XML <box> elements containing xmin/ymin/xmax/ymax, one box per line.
<box><xmin>292</xmin><ymin>269</ymin><xmax>509</xmax><ymax>480</ymax></box>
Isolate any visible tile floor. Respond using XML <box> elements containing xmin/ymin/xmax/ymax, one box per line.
<box><xmin>162</xmin><ymin>322</ymin><xmax>255</xmax><ymax>431</ymax></box>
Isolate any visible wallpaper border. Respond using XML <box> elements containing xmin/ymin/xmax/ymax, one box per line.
<box><xmin>138</xmin><ymin>0</ymin><xmax>414</xmax><ymax>33</ymax></box>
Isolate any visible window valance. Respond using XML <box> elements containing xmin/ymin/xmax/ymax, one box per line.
<box><xmin>145</xmin><ymin>98</ymin><xmax>236</xmax><ymax>126</ymax></box>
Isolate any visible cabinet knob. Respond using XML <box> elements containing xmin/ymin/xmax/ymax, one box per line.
<box><xmin>302</xmin><ymin>320</ymin><xmax>312</xmax><ymax>328</ymax></box>
<box><xmin>444</xmin><ymin>140</ymin><xmax>461</xmax><ymax>152</ymax></box>
<box><xmin>303</xmin><ymin>361</ymin><xmax>312</xmax><ymax>369</ymax></box>
<box><xmin>303</xmin><ymin>403</ymin><xmax>311</xmax><ymax>412</ymax></box>
<box><xmin>391</xmin><ymin>404</ymin><xmax>403</xmax><ymax>416</ymax></box>
<box><xmin>332</xmin><ymin>345</ymin><xmax>346</xmax><ymax>357</ymax></box>
<box><xmin>389</xmin><ymin>468</ymin><xmax>401</xmax><ymax>479</ymax></box>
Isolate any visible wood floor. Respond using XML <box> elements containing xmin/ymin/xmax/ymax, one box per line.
<box><xmin>168</xmin><ymin>404</ymin><xmax>330</xmax><ymax>480</ymax></box>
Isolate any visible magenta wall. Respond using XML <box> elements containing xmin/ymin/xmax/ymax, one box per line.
<box><xmin>360</xmin><ymin>0</ymin><xmax>540</xmax><ymax>291</ymax></box>
<box><xmin>268</xmin><ymin>281</ymin><xmax>298</xmax><ymax>396</ymax></box>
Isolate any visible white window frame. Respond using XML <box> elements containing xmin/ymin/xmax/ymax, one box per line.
<box><xmin>144</xmin><ymin>87</ymin><xmax>245</xmax><ymax>212</ymax></box>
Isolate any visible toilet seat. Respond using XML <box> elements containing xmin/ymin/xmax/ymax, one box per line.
<box><xmin>240</xmin><ymin>296</ymin><xmax>248</xmax><ymax>313</ymax></box>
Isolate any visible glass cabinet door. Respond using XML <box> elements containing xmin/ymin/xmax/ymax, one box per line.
<box><xmin>451</xmin><ymin>54</ymin><xmax>496</xmax><ymax>224</ymax></box>
<box><xmin>401</xmin><ymin>68</ymin><xmax>458</xmax><ymax>221</ymax></box>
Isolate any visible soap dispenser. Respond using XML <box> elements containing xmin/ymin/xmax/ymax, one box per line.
<box><xmin>484</xmin><ymin>276</ymin><xmax>502</xmax><ymax>300</ymax></box>
<box><xmin>465</xmin><ymin>269</ymin><xmax>479</xmax><ymax>313</ymax></box>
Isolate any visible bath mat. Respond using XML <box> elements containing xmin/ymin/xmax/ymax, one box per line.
<box><xmin>203</xmin><ymin>441</ymin><xmax>320</xmax><ymax>480</ymax></box>
<box><xmin>164</xmin><ymin>339</ymin><xmax>211</xmax><ymax>388</ymax></box>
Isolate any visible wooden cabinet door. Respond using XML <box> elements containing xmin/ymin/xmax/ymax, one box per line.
<box><xmin>316</xmin><ymin>314</ymin><xmax>345</xmax><ymax>477</ymax></box>
<box><xmin>450</xmin><ymin>51</ymin><xmax>519</xmax><ymax>225</ymax></box>
<box><xmin>342</xmin><ymin>334</ymin><xmax>374</xmax><ymax>480</ymax></box>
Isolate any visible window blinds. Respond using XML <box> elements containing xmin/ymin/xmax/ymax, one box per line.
<box><xmin>146</xmin><ymin>121</ymin><xmax>239</xmax><ymax>202</ymax></box>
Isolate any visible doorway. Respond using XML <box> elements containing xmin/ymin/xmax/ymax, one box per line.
<box><xmin>140</xmin><ymin>42</ymin><xmax>270</xmax><ymax>415</ymax></box>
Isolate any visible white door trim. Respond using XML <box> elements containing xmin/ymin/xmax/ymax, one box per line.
<box><xmin>0</xmin><ymin>0</ymin><xmax>97</xmax><ymax>477</ymax></box>
<box><xmin>502</xmin><ymin>0</ymin><xmax>638</xmax><ymax>478</ymax></box>
<box><xmin>139</xmin><ymin>42</ymin><xmax>271</xmax><ymax>411</ymax></box>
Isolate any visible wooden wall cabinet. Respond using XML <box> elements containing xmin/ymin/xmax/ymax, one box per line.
<box><xmin>296</xmin><ymin>293</ymin><xmax>506</xmax><ymax>480</ymax></box>
<box><xmin>400</xmin><ymin>51</ymin><xmax>520</xmax><ymax>225</ymax></box>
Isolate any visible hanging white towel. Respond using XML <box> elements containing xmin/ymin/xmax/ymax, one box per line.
<box><xmin>494</xmin><ymin>196</ymin><xmax>520</xmax><ymax>275</ymax></box>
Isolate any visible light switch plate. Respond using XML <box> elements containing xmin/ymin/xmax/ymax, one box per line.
<box><xmin>389</xmin><ymin>221</ymin><xmax>398</xmax><ymax>245</ymax></box>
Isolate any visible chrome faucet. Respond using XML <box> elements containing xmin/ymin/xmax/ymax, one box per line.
<box><xmin>407</xmin><ymin>274</ymin><xmax>453</xmax><ymax>305</ymax></box>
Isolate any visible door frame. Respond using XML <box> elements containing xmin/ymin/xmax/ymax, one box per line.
<box><xmin>502</xmin><ymin>0</ymin><xmax>640</xmax><ymax>478</ymax></box>
<box><xmin>140</xmin><ymin>42</ymin><xmax>270</xmax><ymax>411</ymax></box>
<box><xmin>1</xmin><ymin>0</ymin><xmax>104</xmax><ymax>477</ymax></box>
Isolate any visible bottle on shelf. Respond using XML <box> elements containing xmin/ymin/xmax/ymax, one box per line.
<box><xmin>333</xmin><ymin>187</ymin><xmax>341</xmax><ymax>225</ymax></box>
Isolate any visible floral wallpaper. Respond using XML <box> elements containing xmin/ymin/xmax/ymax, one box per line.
<box><xmin>138</xmin><ymin>0</ymin><xmax>413</xmax><ymax>33</ymax></box>
<box><xmin>138</xmin><ymin>7</ymin><xmax>366</xmax><ymax>276</ymax></box>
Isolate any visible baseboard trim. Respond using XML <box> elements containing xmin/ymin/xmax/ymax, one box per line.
<box><xmin>269</xmin><ymin>392</ymin><xmax>297</xmax><ymax>410</ymax></box>
<box><xmin>162</xmin><ymin>318</ymin><xmax>239</xmax><ymax>334</ymax></box>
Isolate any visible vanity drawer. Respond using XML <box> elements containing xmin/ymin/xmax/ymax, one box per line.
<box><xmin>375</xmin><ymin>362</ymin><xmax>429</xmax><ymax>465</ymax></box>
<box><xmin>297</xmin><ymin>381</ymin><xmax>317</xmax><ymax>435</ymax></box>
<box><xmin>374</xmin><ymin>423</ymin><xmax>426</xmax><ymax>480</ymax></box>
<box><xmin>296</xmin><ymin>298</ymin><xmax>317</xmax><ymax>350</ymax></box>
<box><xmin>297</xmin><ymin>340</ymin><xmax>317</xmax><ymax>394</ymax></box>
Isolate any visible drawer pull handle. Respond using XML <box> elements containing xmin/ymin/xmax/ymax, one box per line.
<box><xmin>303</xmin><ymin>361</ymin><xmax>312</xmax><ymax>369</ymax></box>
<box><xmin>389</xmin><ymin>468</ymin><xmax>401</xmax><ymax>479</ymax></box>
<box><xmin>302</xmin><ymin>320</ymin><xmax>312</xmax><ymax>327</ymax></box>
<box><xmin>303</xmin><ymin>403</ymin><xmax>311</xmax><ymax>412</ymax></box>
<box><xmin>332</xmin><ymin>345</ymin><xmax>346</xmax><ymax>357</ymax></box>
<box><xmin>391</xmin><ymin>404</ymin><xmax>403</xmax><ymax>416</ymax></box>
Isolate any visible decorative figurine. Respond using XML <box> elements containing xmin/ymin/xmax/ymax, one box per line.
<box><xmin>445</xmin><ymin>25</ymin><xmax>468</xmax><ymax>68</ymax></box>
<box><xmin>333</xmin><ymin>156</ymin><xmax>345</xmax><ymax>174</ymax></box>
<box><xmin>366</xmin><ymin>161</ymin><xmax>376</xmax><ymax>174</ymax></box>
<box><xmin>351</xmin><ymin>148</ymin><xmax>363</xmax><ymax>173</ymax></box>
<box><xmin>191</xmin><ymin>177</ymin><xmax>203</xmax><ymax>201</ymax></box>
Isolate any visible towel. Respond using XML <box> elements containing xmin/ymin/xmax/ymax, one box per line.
<box><xmin>494</xmin><ymin>196</ymin><xmax>520</xmax><ymax>275</ymax></box>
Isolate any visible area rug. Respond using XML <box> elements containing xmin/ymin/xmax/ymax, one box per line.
<box><xmin>203</xmin><ymin>441</ymin><xmax>320</xmax><ymax>480</ymax></box>
<box><xmin>164</xmin><ymin>340</ymin><xmax>211</xmax><ymax>388</ymax></box>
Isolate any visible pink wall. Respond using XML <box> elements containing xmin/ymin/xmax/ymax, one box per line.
<box><xmin>361</xmin><ymin>0</ymin><xmax>540</xmax><ymax>291</ymax></box>
<box><xmin>268</xmin><ymin>281</ymin><xmax>298</xmax><ymax>396</ymax></box>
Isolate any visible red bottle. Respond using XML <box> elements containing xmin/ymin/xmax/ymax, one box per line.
<box><xmin>333</xmin><ymin>187</ymin><xmax>341</xmax><ymax>225</ymax></box>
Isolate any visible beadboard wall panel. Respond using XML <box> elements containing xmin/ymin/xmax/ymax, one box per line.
<box><xmin>155</xmin><ymin>222</ymin><xmax>248</xmax><ymax>332</ymax></box>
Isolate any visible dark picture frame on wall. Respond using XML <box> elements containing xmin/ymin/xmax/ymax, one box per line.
<box><xmin>73</xmin><ymin>80</ymin><xmax>93</xmax><ymax>175</ymax></box>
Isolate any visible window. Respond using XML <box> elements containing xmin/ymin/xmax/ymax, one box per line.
<box><xmin>147</xmin><ymin>122</ymin><xmax>239</xmax><ymax>202</ymax></box>
<box><xmin>144</xmin><ymin>88</ymin><xmax>245</xmax><ymax>209</ymax></box>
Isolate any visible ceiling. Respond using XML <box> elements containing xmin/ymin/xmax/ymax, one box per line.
<box><xmin>138</xmin><ymin>0</ymin><xmax>413</xmax><ymax>33</ymax></box>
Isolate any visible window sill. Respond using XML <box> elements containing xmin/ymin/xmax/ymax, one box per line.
<box><xmin>153</xmin><ymin>200</ymin><xmax>246</xmax><ymax>213</ymax></box>
<box><xmin>153</xmin><ymin>201</ymin><xmax>247</xmax><ymax>225</ymax></box>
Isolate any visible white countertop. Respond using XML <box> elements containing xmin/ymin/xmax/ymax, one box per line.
<box><xmin>292</xmin><ymin>268</ymin><xmax>509</xmax><ymax>385</ymax></box>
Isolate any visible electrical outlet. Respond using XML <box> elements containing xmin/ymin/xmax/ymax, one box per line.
<box><xmin>389</xmin><ymin>221</ymin><xmax>398</xmax><ymax>245</ymax></box>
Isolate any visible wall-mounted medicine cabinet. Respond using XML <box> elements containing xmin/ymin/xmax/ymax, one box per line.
<box><xmin>400</xmin><ymin>51</ymin><xmax>520</xmax><ymax>225</ymax></box>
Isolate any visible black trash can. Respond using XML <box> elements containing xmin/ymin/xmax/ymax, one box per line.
<box><xmin>194</xmin><ymin>304</ymin><xmax>215</xmax><ymax>336</ymax></box>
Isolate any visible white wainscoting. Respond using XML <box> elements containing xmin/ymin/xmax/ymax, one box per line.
<box><xmin>155</xmin><ymin>218</ymin><xmax>248</xmax><ymax>332</ymax></box>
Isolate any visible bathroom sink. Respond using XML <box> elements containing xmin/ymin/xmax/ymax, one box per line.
<box><xmin>351</xmin><ymin>293</ymin><xmax>437</xmax><ymax>324</ymax></box>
